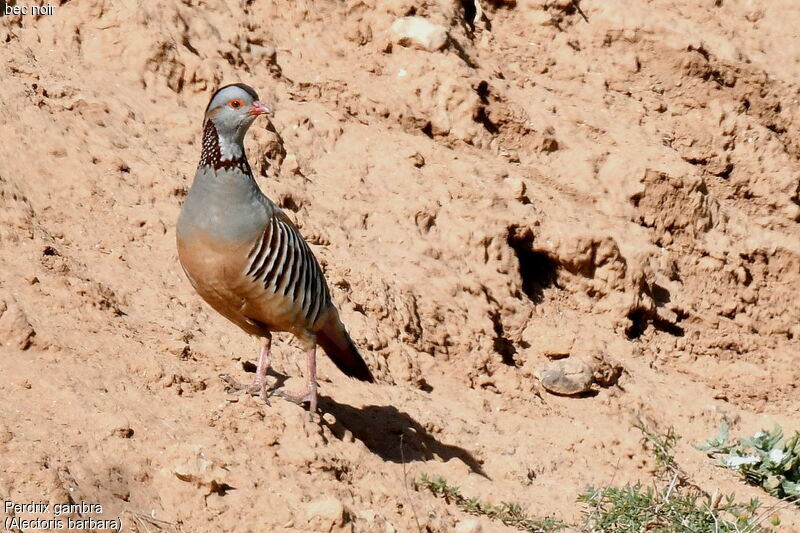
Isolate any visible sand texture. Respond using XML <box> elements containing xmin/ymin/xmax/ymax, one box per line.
<box><xmin>0</xmin><ymin>0</ymin><xmax>798</xmax><ymax>531</ymax></box>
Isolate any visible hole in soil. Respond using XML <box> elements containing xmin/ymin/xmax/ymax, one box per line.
<box><xmin>421</xmin><ymin>122</ymin><xmax>433</xmax><ymax>138</ymax></box>
<box><xmin>477</xmin><ymin>80</ymin><xmax>490</xmax><ymax>103</ymax></box>
<box><xmin>279</xmin><ymin>194</ymin><xmax>301</xmax><ymax>212</ymax></box>
<box><xmin>507</xmin><ymin>229</ymin><xmax>559</xmax><ymax>303</ymax></box>
<box><xmin>766</xmin><ymin>123</ymin><xmax>786</xmax><ymax>135</ymax></box>
<box><xmin>625</xmin><ymin>309</ymin><xmax>685</xmax><ymax>339</ymax></box>
<box><xmin>625</xmin><ymin>309</ymin><xmax>648</xmax><ymax>339</ymax></box>
<box><xmin>651</xmin><ymin>283</ymin><xmax>671</xmax><ymax>306</ymax></box>
<box><xmin>717</xmin><ymin>165</ymin><xmax>733</xmax><ymax>179</ymax></box>
<box><xmin>490</xmin><ymin>311</ymin><xmax>517</xmax><ymax>366</ymax></box>
<box><xmin>417</xmin><ymin>379</ymin><xmax>433</xmax><ymax>393</ymax></box>
<box><xmin>474</xmin><ymin>82</ymin><xmax>498</xmax><ymax>134</ymax></box>
<box><xmin>475</xmin><ymin>107</ymin><xmax>498</xmax><ymax>134</ymax></box>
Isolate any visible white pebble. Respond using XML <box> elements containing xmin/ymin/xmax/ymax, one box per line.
<box><xmin>390</xmin><ymin>17</ymin><xmax>448</xmax><ymax>52</ymax></box>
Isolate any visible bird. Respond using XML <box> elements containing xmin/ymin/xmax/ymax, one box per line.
<box><xmin>176</xmin><ymin>83</ymin><xmax>374</xmax><ymax>414</ymax></box>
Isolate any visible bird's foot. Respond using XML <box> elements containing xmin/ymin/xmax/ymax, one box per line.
<box><xmin>218</xmin><ymin>373</ymin><xmax>271</xmax><ymax>404</ymax></box>
<box><xmin>271</xmin><ymin>385</ymin><xmax>318</xmax><ymax>414</ymax></box>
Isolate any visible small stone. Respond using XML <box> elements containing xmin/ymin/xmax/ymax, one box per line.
<box><xmin>455</xmin><ymin>518</ymin><xmax>483</xmax><ymax>533</ymax></box>
<box><xmin>408</xmin><ymin>152</ymin><xmax>425</xmax><ymax>167</ymax></box>
<box><xmin>390</xmin><ymin>17</ymin><xmax>448</xmax><ymax>52</ymax></box>
<box><xmin>591</xmin><ymin>355</ymin><xmax>624</xmax><ymax>387</ymax></box>
<box><xmin>0</xmin><ymin>298</ymin><xmax>35</xmax><ymax>350</ymax></box>
<box><xmin>112</xmin><ymin>426</ymin><xmax>135</xmax><ymax>439</ymax></box>
<box><xmin>263</xmin><ymin>45</ymin><xmax>278</xmax><ymax>64</ymax></box>
<box><xmin>506</xmin><ymin>177</ymin><xmax>526</xmax><ymax>200</ymax></box>
<box><xmin>172</xmin><ymin>447</ymin><xmax>231</xmax><ymax>495</ymax></box>
<box><xmin>305</xmin><ymin>497</ymin><xmax>346</xmax><ymax>527</ymax></box>
<box><xmin>0</xmin><ymin>426</ymin><xmax>13</xmax><ymax>444</ymax></box>
<box><xmin>283</xmin><ymin>154</ymin><xmax>301</xmax><ymax>174</ymax></box>
<box><xmin>164</xmin><ymin>340</ymin><xmax>190</xmax><ymax>358</ymax></box>
<box><xmin>536</xmin><ymin>357</ymin><xmax>594</xmax><ymax>395</ymax></box>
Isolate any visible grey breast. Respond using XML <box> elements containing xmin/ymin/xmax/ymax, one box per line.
<box><xmin>178</xmin><ymin>166</ymin><xmax>271</xmax><ymax>244</ymax></box>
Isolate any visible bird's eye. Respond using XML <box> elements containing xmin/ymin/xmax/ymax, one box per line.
<box><xmin>229</xmin><ymin>99</ymin><xmax>244</xmax><ymax>109</ymax></box>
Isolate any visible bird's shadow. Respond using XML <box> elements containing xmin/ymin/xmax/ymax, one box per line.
<box><xmin>318</xmin><ymin>396</ymin><xmax>489</xmax><ymax>479</ymax></box>
<box><xmin>239</xmin><ymin>366</ymin><xmax>488</xmax><ymax>477</ymax></box>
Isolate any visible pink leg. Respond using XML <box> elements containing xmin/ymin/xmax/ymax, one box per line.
<box><xmin>307</xmin><ymin>345</ymin><xmax>318</xmax><ymax>413</ymax></box>
<box><xmin>274</xmin><ymin>344</ymin><xmax>318</xmax><ymax>414</ymax></box>
<box><xmin>248</xmin><ymin>336</ymin><xmax>272</xmax><ymax>398</ymax></box>
<box><xmin>219</xmin><ymin>335</ymin><xmax>271</xmax><ymax>403</ymax></box>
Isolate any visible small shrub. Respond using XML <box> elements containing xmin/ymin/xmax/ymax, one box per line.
<box><xmin>699</xmin><ymin>421</ymin><xmax>800</xmax><ymax>503</ymax></box>
<box><xmin>414</xmin><ymin>473</ymin><xmax>566</xmax><ymax>532</ymax></box>
<box><xmin>579</xmin><ymin>483</ymin><xmax>767</xmax><ymax>533</ymax></box>
<box><xmin>579</xmin><ymin>419</ymin><xmax>774</xmax><ymax>533</ymax></box>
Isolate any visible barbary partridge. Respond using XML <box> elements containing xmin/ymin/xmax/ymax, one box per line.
<box><xmin>176</xmin><ymin>83</ymin><xmax>373</xmax><ymax>413</ymax></box>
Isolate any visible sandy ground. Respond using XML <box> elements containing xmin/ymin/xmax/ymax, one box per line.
<box><xmin>0</xmin><ymin>0</ymin><xmax>799</xmax><ymax>531</ymax></box>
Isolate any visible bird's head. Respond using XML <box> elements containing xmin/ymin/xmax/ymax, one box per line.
<box><xmin>202</xmin><ymin>83</ymin><xmax>271</xmax><ymax>159</ymax></box>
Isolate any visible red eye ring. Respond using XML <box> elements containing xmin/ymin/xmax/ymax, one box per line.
<box><xmin>229</xmin><ymin>99</ymin><xmax>244</xmax><ymax>109</ymax></box>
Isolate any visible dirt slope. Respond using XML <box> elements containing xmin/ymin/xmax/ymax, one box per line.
<box><xmin>0</xmin><ymin>0</ymin><xmax>798</xmax><ymax>531</ymax></box>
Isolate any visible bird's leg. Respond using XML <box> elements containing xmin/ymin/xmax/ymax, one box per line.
<box><xmin>247</xmin><ymin>335</ymin><xmax>272</xmax><ymax>400</ymax></box>
<box><xmin>307</xmin><ymin>344</ymin><xmax>318</xmax><ymax>413</ymax></box>
<box><xmin>272</xmin><ymin>344</ymin><xmax>318</xmax><ymax>414</ymax></box>
<box><xmin>219</xmin><ymin>335</ymin><xmax>272</xmax><ymax>403</ymax></box>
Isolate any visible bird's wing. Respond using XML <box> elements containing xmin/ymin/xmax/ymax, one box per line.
<box><xmin>240</xmin><ymin>210</ymin><xmax>332</xmax><ymax>332</ymax></box>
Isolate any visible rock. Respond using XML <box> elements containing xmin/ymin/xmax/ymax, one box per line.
<box><xmin>455</xmin><ymin>518</ymin><xmax>483</xmax><ymax>533</ymax></box>
<box><xmin>0</xmin><ymin>424</ymin><xmax>13</xmax><ymax>445</ymax></box>
<box><xmin>591</xmin><ymin>355</ymin><xmax>624</xmax><ymax>387</ymax></box>
<box><xmin>408</xmin><ymin>151</ymin><xmax>425</xmax><ymax>168</ymax></box>
<box><xmin>283</xmin><ymin>153</ymin><xmax>301</xmax><ymax>174</ymax></box>
<box><xmin>111</xmin><ymin>425</ymin><xmax>135</xmax><ymax>439</ymax></box>
<box><xmin>164</xmin><ymin>340</ymin><xmax>190</xmax><ymax>358</ymax></box>
<box><xmin>536</xmin><ymin>357</ymin><xmax>594</xmax><ymax>395</ymax></box>
<box><xmin>505</xmin><ymin>177</ymin><xmax>527</xmax><ymax>201</ymax></box>
<box><xmin>0</xmin><ymin>298</ymin><xmax>35</xmax><ymax>350</ymax></box>
<box><xmin>305</xmin><ymin>497</ymin><xmax>347</xmax><ymax>528</ymax></box>
<box><xmin>171</xmin><ymin>446</ymin><xmax>231</xmax><ymax>496</ymax></box>
<box><xmin>390</xmin><ymin>17</ymin><xmax>448</xmax><ymax>52</ymax></box>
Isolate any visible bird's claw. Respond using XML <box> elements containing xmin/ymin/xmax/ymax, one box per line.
<box><xmin>270</xmin><ymin>386</ymin><xmax>318</xmax><ymax>416</ymax></box>
<box><xmin>219</xmin><ymin>373</ymin><xmax>271</xmax><ymax>405</ymax></box>
<box><xmin>218</xmin><ymin>373</ymin><xmax>241</xmax><ymax>393</ymax></box>
<box><xmin>269</xmin><ymin>388</ymin><xmax>310</xmax><ymax>405</ymax></box>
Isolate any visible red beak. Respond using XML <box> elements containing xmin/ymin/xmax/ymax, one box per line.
<box><xmin>249</xmin><ymin>101</ymin><xmax>272</xmax><ymax>116</ymax></box>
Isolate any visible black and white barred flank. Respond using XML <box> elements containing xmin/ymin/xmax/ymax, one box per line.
<box><xmin>245</xmin><ymin>214</ymin><xmax>331</xmax><ymax>326</ymax></box>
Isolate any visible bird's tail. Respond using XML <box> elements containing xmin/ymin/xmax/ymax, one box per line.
<box><xmin>316</xmin><ymin>312</ymin><xmax>374</xmax><ymax>382</ymax></box>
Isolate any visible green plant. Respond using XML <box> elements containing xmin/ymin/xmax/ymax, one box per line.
<box><xmin>579</xmin><ymin>419</ymin><xmax>774</xmax><ymax>533</ymax></box>
<box><xmin>579</xmin><ymin>483</ymin><xmax>768</xmax><ymax>533</ymax></box>
<box><xmin>633</xmin><ymin>418</ymin><xmax>682</xmax><ymax>476</ymax></box>
<box><xmin>699</xmin><ymin>421</ymin><xmax>800</xmax><ymax>503</ymax></box>
<box><xmin>414</xmin><ymin>473</ymin><xmax>566</xmax><ymax>532</ymax></box>
<box><xmin>415</xmin><ymin>421</ymin><xmax>785</xmax><ymax>533</ymax></box>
